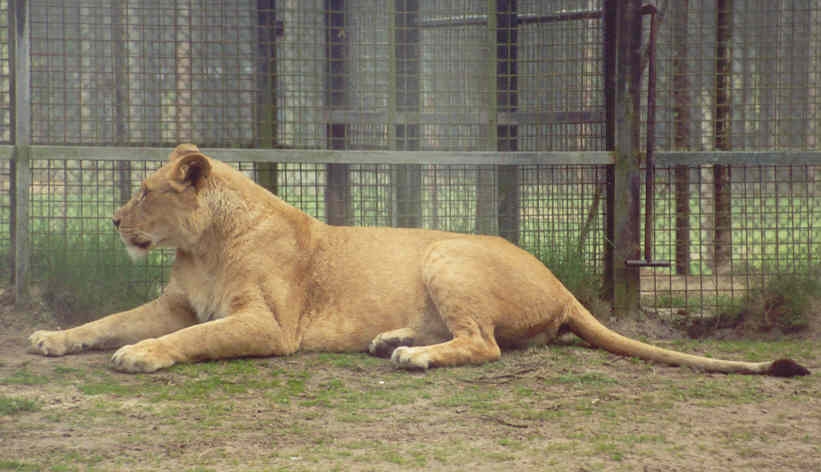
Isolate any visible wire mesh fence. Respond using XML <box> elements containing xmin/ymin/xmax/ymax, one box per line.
<box><xmin>26</xmin><ymin>159</ymin><xmax>168</xmax><ymax>313</ymax></box>
<box><xmin>636</xmin><ymin>0</ymin><xmax>821</xmax><ymax>316</ymax></box>
<box><xmin>651</xmin><ymin>0</ymin><xmax>821</xmax><ymax>152</ymax></box>
<box><xmin>24</xmin><ymin>0</ymin><xmax>607</xmax><ymax>149</ymax></box>
<box><xmin>0</xmin><ymin>0</ymin><xmax>7</xmax><ymax>144</ymax></box>
<box><xmin>19</xmin><ymin>156</ymin><xmax>607</xmax><ymax>317</ymax></box>
<box><xmin>29</xmin><ymin>0</ymin><xmax>259</xmax><ymax>146</ymax></box>
<box><xmin>0</xmin><ymin>158</ymin><xmax>9</xmax><ymax>278</ymax></box>
<box><xmin>2</xmin><ymin>0</ymin><xmax>821</xmax><ymax>321</ymax></box>
<box><xmin>40</xmin><ymin>162</ymin><xmax>802</xmax><ymax>322</ymax></box>
<box><xmin>641</xmin><ymin>164</ymin><xmax>820</xmax><ymax>316</ymax></box>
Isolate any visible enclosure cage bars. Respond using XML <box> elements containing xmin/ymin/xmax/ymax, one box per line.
<box><xmin>0</xmin><ymin>0</ymin><xmax>662</xmax><ymax>312</ymax></box>
<box><xmin>626</xmin><ymin>3</ymin><xmax>669</xmax><ymax>268</ymax></box>
<box><xmin>4</xmin><ymin>1</ymin><xmax>821</xmax><ymax>314</ymax></box>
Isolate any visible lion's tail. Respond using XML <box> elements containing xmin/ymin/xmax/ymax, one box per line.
<box><xmin>564</xmin><ymin>300</ymin><xmax>810</xmax><ymax>377</ymax></box>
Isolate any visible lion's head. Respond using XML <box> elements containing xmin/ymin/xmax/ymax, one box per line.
<box><xmin>113</xmin><ymin>144</ymin><xmax>212</xmax><ymax>261</ymax></box>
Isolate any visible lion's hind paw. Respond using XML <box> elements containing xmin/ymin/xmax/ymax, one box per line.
<box><xmin>390</xmin><ymin>346</ymin><xmax>431</xmax><ymax>370</ymax></box>
<box><xmin>369</xmin><ymin>329</ymin><xmax>416</xmax><ymax>358</ymax></box>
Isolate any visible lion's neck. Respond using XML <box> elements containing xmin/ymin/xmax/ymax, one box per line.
<box><xmin>183</xmin><ymin>185</ymin><xmax>319</xmax><ymax>261</ymax></box>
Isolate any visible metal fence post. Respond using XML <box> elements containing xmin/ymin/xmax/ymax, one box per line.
<box><xmin>11</xmin><ymin>0</ymin><xmax>31</xmax><ymax>307</ymax></box>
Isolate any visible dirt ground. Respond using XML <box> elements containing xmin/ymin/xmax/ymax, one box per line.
<box><xmin>1</xmin><ymin>287</ymin><xmax>819</xmax><ymax>472</ymax></box>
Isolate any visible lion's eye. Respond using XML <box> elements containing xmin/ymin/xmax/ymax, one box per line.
<box><xmin>138</xmin><ymin>187</ymin><xmax>149</xmax><ymax>202</ymax></box>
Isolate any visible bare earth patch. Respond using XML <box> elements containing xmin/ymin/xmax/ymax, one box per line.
<box><xmin>1</xmin><ymin>290</ymin><xmax>819</xmax><ymax>472</ymax></box>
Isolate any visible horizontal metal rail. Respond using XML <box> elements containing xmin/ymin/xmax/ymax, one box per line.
<box><xmin>654</xmin><ymin>151</ymin><xmax>821</xmax><ymax>166</ymax></box>
<box><xmin>4</xmin><ymin>146</ymin><xmax>821</xmax><ymax>167</ymax></box>
<box><xmin>0</xmin><ymin>145</ymin><xmax>613</xmax><ymax>166</ymax></box>
<box><xmin>415</xmin><ymin>10</ymin><xmax>602</xmax><ymax>28</ymax></box>
<box><xmin>321</xmin><ymin>110</ymin><xmax>604</xmax><ymax>126</ymax></box>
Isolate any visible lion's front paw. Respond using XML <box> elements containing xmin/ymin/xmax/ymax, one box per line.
<box><xmin>29</xmin><ymin>330</ymin><xmax>73</xmax><ymax>356</ymax></box>
<box><xmin>391</xmin><ymin>346</ymin><xmax>431</xmax><ymax>370</ymax></box>
<box><xmin>111</xmin><ymin>340</ymin><xmax>175</xmax><ymax>373</ymax></box>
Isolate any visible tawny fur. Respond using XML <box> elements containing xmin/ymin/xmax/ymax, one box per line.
<box><xmin>28</xmin><ymin>144</ymin><xmax>810</xmax><ymax>377</ymax></box>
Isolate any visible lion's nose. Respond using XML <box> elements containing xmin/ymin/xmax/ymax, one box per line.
<box><xmin>112</xmin><ymin>217</ymin><xmax>121</xmax><ymax>229</ymax></box>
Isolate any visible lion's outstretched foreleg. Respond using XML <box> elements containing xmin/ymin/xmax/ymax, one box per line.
<box><xmin>110</xmin><ymin>311</ymin><xmax>296</xmax><ymax>373</ymax></box>
<box><xmin>29</xmin><ymin>294</ymin><xmax>197</xmax><ymax>357</ymax></box>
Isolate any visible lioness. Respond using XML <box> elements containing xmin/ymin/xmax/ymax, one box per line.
<box><xmin>28</xmin><ymin>144</ymin><xmax>809</xmax><ymax>377</ymax></box>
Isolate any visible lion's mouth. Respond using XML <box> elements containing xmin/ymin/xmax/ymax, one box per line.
<box><xmin>122</xmin><ymin>233</ymin><xmax>153</xmax><ymax>250</ymax></box>
<box><xmin>133</xmin><ymin>239</ymin><xmax>151</xmax><ymax>250</ymax></box>
<box><xmin>119</xmin><ymin>233</ymin><xmax>154</xmax><ymax>261</ymax></box>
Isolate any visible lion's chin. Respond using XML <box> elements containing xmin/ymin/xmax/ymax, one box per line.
<box><xmin>120</xmin><ymin>234</ymin><xmax>152</xmax><ymax>262</ymax></box>
<box><xmin>125</xmin><ymin>244</ymin><xmax>149</xmax><ymax>262</ymax></box>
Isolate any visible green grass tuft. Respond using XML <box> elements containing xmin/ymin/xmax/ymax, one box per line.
<box><xmin>33</xmin><ymin>233</ymin><xmax>167</xmax><ymax>322</ymax></box>
<box><xmin>0</xmin><ymin>461</ymin><xmax>40</xmax><ymax>472</ymax></box>
<box><xmin>535</xmin><ymin>239</ymin><xmax>601</xmax><ymax>309</ymax></box>
<box><xmin>719</xmin><ymin>265</ymin><xmax>821</xmax><ymax>333</ymax></box>
<box><xmin>0</xmin><ymin>395</ymin><xmax>40</xmax><ymax>416</ymax></box>
<box><xmin>1</xmin><ymin>369</ymin><xmax>50</xmax><ymax>386</ymax></box>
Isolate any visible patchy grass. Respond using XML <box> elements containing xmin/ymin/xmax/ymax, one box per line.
<box><xmin>0</xmin><ymin>461</ymin><xmax>41</xmax><ymax>472</ymax></box>
<box><xmin>0</xmin><ymin>368</ymin><xmax>50</xmax><ymax>386</ymax></box>
<box><xmin>1</xmin><ymin>297</ymin><xmax>819</xmax><ymax>472</ymax></box>
<box><xmin>5</xmin><ymin>343</ymin><xmax>817</xmax><ymax>472</ymax></box>
<box><xmin>731</xmin><ymin>267</ymin><xmax>821</xmax><ymax>333</ymax></box>
<box><xmin>0</xmin><ymin>395</ymin><xmax>40</xmax><ymax>415</ymax></box>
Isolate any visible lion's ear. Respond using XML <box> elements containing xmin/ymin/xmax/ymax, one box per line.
<box><xmin>170</xmin><ymin>153</ymin><xmax>211</xmax><ymax>192</ymax></box>
<box><xmin>169</xmin><ymin>143</ymin><xmax>201</xmax><ymax>161</ymax></box>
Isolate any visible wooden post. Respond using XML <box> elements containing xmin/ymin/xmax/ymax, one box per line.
<box><xmin>175</xmin><ymin>0</ymin><xmax>193</xmax><ymax>142</ymax></box>
<box><xmin>602</xmin><ymin>0</ymin><xmax>616</xmax><ymax>301</ymax></box>
<box><xmin>713</xmin><ymin>0</ymin><xmax>733</xmax><ymax>271</ymax></box>
<box><xmin>112</xmin><ymin>1</ymin><xmax>131</xmax><ymax>205</ymax></box>
<box><xmin>476</xmin><ymin>0</ymin><xmax>499</xmax><ymax>236</ymax></box>
<box><xmin>496</xmin><ymin>0</ymin><xmax>520</xmax><ymax>244</ymax></box>
<box><xmin>392</xmin><ymin>0</ymin><xmax>422</xmax><ymax>228</ymax></box>
<box><xmin>11</xmin><ymin>0</ymin><xmax>31</xmax><ymax>306</ymax></box>
<box><xmin>325</xmin><ymin>0</ymin><xmax>352</xmax><ymax>226</ymax></box>
<box><xmin>256</xmin><ymin>0</ymin><xmax>280</xmax><ymax>195</ymax></box>
<box><xmin>672</xmin><ymin>0</ymin><xmax>691</xmax><ymax>275</ymax></box>
<box><xmin>609</xmin><ymin>0</ymin><xmax>642</xmax><ymax>315</ymax></box>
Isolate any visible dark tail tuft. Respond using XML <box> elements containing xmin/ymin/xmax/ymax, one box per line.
<box><xmin>767</xmin><ymin>359</ymin><xmax>810</xmax><ymax>377</ymax></box>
